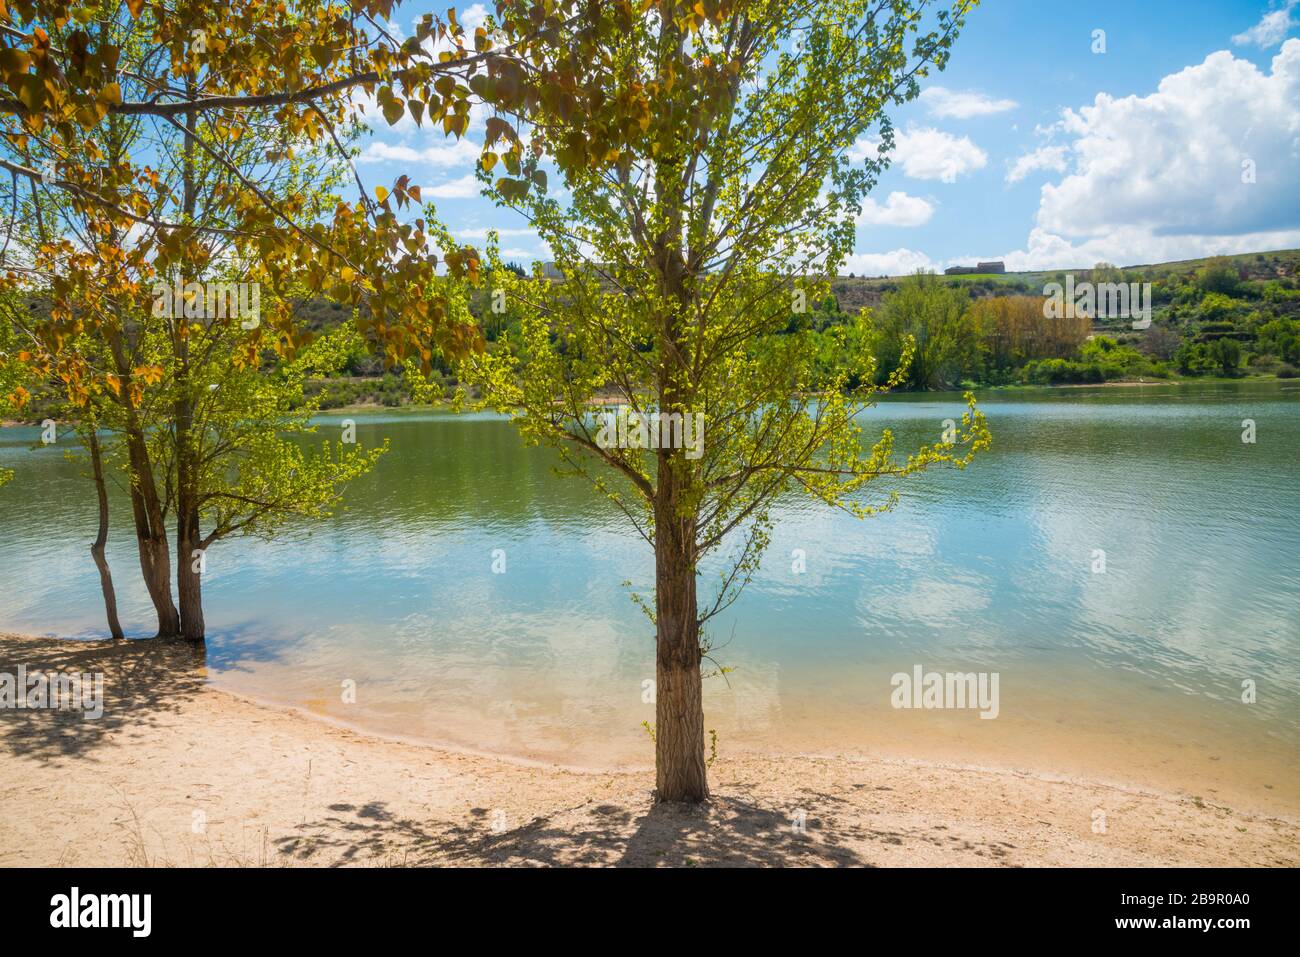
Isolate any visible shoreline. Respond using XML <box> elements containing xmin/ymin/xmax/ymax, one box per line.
<box><xmin>3</xmin><ymin>375</ymin><xmax>1288</xmax><ymax>427</ymax></box>
<box><xmin>2</xmin><ymin>633</ymin><xmax>1296</xmax><ymax>867</ymax></box>
<box><xmin>213</xmin><ymin>671</ymin><xmax>1300</xmax><ymax>821</ymax></box>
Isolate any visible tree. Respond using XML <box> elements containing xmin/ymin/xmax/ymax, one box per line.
<box><xmin>1174</xmin><ymin>341</ymin><xmax>1209</xmax><ymax>375</ymax></box>
<box><xmin>0</xmin><ymin>2</ymin><xmax>394</xmax><ymax>639</ymax></box>
<box><xmin>145</xmin><ymin>59</ymin><xmax>391</xmax><ymax>642</ymax></box>
<box><xmin>162</xmin><ymin>321</ymin><xmax>387</xmax><ymax>640</ymax></box>
<box><xmin>0</xmin><ymin>0</ymin><xmax>519</xmax><ymax>411</ymax></box>
<box><xmin>0</xmin><ymin>1</ymin><xmax>664</xmax><ymax>634</ymax></box>
<box><xmin>1139</xmin><ymin>322</ymin><xmax>1181</xmax><ymax>361</ymax></box>
<box><xmin>1196</xmin><ymin>257</ymin><xmax>1240</xmax><ymax>296</ymax></box>
<box><xmin>0</xmin><ymin>56</ymin><xmax>187</xmax><ymax>635</ymax></box>
<box><xmin>967</xmin><ymin>294</ymin><xmax>1090</xmax><ymax>374</ymax></box>
<box><xmin>1198</xmin><ymin>292</ymin><xmax>1239</xmax><ymax>323</ymax></box>
<box><xmin>0</xmin><ymin>289</ymin><xmax>123</xmax><ymax>624</ymax></box>
<box><xmin>866</xmin><ymin>272</ymin><xmax>979</xmax><ymax>389</ymax></box>
<box><xmin>1206</xmin><ymin>337</ymin><xmax>1241</xmax><ymax>376</ymax></box>
<box><xmin>1258</xmin><ymin>317</ymin><xmax>1299</xmax><ymax>364</ymax></box>
<box><xmin>460</xmin><ymin>0</ymin><xmax>987</xmax><ymax>802</ymax></box>
<box><xmin>1089</xmin><ymin>261</ymin><xmax>1123</xmax><ymax>285</ymax></box>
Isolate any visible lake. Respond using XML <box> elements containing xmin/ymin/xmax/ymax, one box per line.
<box><xmin>1</xmin><ymin>381</ymin><xmax>1297</xmax><ymax>814</ymax></box>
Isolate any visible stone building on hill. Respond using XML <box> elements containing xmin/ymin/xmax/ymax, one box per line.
<box><xmin>945</xmin><ymin>260</ymin><xmax>1006</xmax><ymax>275</ymax></box>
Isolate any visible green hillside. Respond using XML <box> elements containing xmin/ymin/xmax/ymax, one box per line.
<box><xmin>238</xmin><ymin>246</ymin><xmax>1300</xmax><ymax>404</ymax></box>
<box><xmin>6</xmin><ymin>250</ymin><xmax>1298</xmax><ymax>422</ymax></box>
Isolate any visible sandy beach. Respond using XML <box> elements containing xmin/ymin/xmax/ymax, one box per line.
<box><xmin>0</xmin><ymin>632</ymin><xmax>1295</xmax><ymax>868</ymax></box>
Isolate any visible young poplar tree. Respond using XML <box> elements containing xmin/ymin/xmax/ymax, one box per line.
<box><xmin>0</xmin><ymin>3</ymin><xmax>392</xmax><ymax>640</ymax></box>
<box><xmin>147</xmin><ymin>73</ymin><xmax>388</xmax><ymax>643</ymax></box>
<box><xmin>0</xmin><ymin>0</ymin><xmax>570</xmax><ymax>636</ymax></box>
<box><xmin>865</xmin><ymin>272</ymin><xmax>979</xmax><ymax>390</ymax></box>
<box><xmin>462</xmin><ymin>0</ymin><xmax>989</xmax><ymax>802</ymax></box>
<box><xmin>155</xmin><ymin>319</ymin><xmax>386</xmax><ymax>642</ymax></box>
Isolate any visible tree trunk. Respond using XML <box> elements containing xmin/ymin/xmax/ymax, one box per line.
<box><xmin>648</xmin><ymin>195</ymin><xmax>708</xmax><ymax>801</ymax></box>
<box><xmin>91</xmin><ymin>137</ymin><xmax>177</xmax><ymax>639</ymax></box>
<box><xmin>86</xmin><ymin>430</ymin><xmax>124</xmax><ymax>641</ymax></box>
<box><xmin>102</xmin><ymin>322</ymin><xmax>179</xmax><ymax>638</ymax></box>
<box><xmin>172</xmin><ymin>353</ymin><xmax>203</xmax><ymax>642</ymax></box>
<box><xmin>653</xmin><ymin>469</ymin><xmax>708</xmax><ymax>803</ymax></box>
<box><xmin>123</xmin><ymin>427</ymin><xmax>179</xmax><ymax>638</ymax></box>
<box><xmin>174</xmin><ymin>84</ymin><xmax>205</xmax><ymax>645</ymax></box>
<box><xmin>176</xmin><ymin>506</ymin><xmax>205</xmax><ymax>642</ymax></box>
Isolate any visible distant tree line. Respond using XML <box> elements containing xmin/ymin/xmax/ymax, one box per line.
<box><xmin>803</xmin><ymin>255</ymin><xmax>1300</xmax><ymax>390</ymax></box>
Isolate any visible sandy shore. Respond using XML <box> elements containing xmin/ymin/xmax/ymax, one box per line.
<box><xmin>0</xmin><ymin>633</ymin><xmax>1295</xmax><ymax>867</ymax></box>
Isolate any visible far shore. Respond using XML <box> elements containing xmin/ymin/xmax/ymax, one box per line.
<box><xmin>1</xmin><ymin>632</ymin><xmax>1295</xmax><ymax>867</ymax></box>
<box><xmin>2</xmin><ymin>373</ymin><xmax>1287</xmax><ymax>429</ymax></box>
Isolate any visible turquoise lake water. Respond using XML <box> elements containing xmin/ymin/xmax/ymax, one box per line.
<box><xmin>1</xmin><ymin>381</ymin><xmax>1297</xmax><ymax>812</ymax></box>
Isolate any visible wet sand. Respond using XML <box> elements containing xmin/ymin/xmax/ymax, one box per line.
<box><xmin>0</xmin><ymin>633</ymin><xmax>1296</xmax><ymax>867</ymax></box>
<box><xmin>210</xmin><ymin>649</ymin><xmax>1300</xmax><ymax>821</ymax></box>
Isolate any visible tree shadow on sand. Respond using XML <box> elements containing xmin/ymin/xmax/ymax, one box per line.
<box><xmin>275</xmin><ymin>794</ymin><xmax>874</xmax><ymax>867</ymax></box>
<box><xmin>0</xmin><ymin>634</ymin><xmax>207</xmax><ymax>763</ymax></box>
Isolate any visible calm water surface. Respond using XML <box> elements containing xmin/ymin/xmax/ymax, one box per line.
<box><xmin>1</xmin><ymin>381</ymin><xmax>1297</xmax><ymax>812</ymax></box>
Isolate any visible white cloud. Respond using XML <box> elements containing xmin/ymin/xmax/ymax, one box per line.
<box><xmin>857</xmin><ymin>191</ymin><xmax>935</xmax><ymax>226</ymax></box>
<box><xmin>997</xmin><ymin>224</ymin><xmax>1300</xmax><ymax>272</ymax></box>
<box><xmin>458</xmin><ymin>226</ymin><xmax>540</xmax><ymax>241</ymax></box>
<box><xmin>841</xmin><ymin>248</ymin><xmax>935</xmax><ymax>276</ymax></box>
<box><xmin>498</xmin><ymin>246</ymin><xmax>544</xmax><ymax>260</ymax></box>
<box><xmin>1232</xmin><ymin>1</ymin><xmax>1298</xmax><ymax>48</ymax></box>
<box><xmin>456</xmin><ymin>3</ymin><xmax>490</xmax><ymax>30</ymax></box>
<box><xmin>1005</xmin><ymin>145</ymin><xmax>1069</xmax><ymax>183</ymax></box>
<box><xmin>356</xmin><ymin>139</ymin><xmax>484</xmax><ymax>166</ymax></box>
<box><xmin>1035</xmin><ymin>40</ymin><xmax>1300</xmax><ymax>239</ymax></box>
<box><xmin>852</xmin><ymin>126</ymin><xmax>988</xmax><ymax>182</ymax></box>
<box><xmin>425</xmin><ymin>174</ymin><xmax>483</xmax><ymax>199</ymax></box>
<box><xmin>883</xmin><ymin>41</ymin><xmax>1300</xmax><ymax>272</ymax></box>
<box><xmin>918</xmin><ymin>86</ymin><xmax>1017</xmax><ymax>119</ymax></box>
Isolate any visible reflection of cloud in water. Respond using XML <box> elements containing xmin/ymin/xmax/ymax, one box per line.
<box><xmin>5</xmin><ymin>391</ymin><xmax>1299</xmax><ymax>774</ymax></box>
<box><xmin>1027</xmin><ymin>449</ymin><xmax>1300</xmax><ymax>709</ymax></box>
<box><xmin>857</xmin><ymin>574</ymin><xmax>992</xmax><ymax>632</ymax></box>
<box><xmin>748</xmin><ymin>501</ymin><xmax>939</xmax><ymax>598</ymax></box>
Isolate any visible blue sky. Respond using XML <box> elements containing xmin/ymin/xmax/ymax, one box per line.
<box><xmin>357</xmin><ymin>1</ymin><xmax>1300</xmax><ymax>274</ymax></box>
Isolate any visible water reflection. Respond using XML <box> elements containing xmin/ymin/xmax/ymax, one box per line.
<box><xmin>1</xmin><ymin>382</ymin><xmax>1297</xmax><ymax>809</ymax></box>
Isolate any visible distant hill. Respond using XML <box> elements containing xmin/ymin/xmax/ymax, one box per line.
<box><xmin>830</xmin><ymin>248</ymin><xmax>1300</xmax><ymax>313</ymax></box>
<box><xmin>7</xmin><ymin>248</ymin><xmax>1297</xmax><ymax>421</ymax></box>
